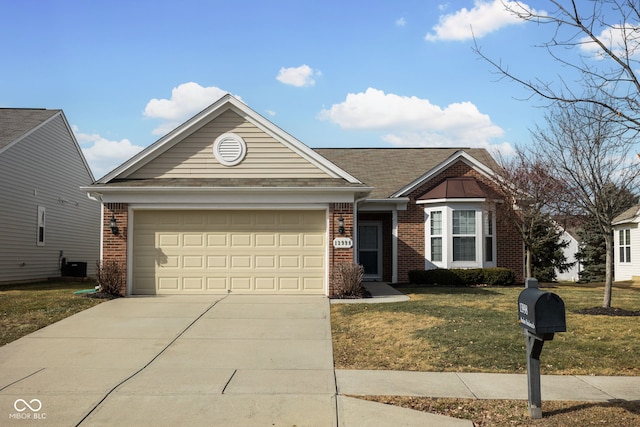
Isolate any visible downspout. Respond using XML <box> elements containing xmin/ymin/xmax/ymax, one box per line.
<box><xmin>87</xmin><ymin>192</ymin><xmax>104</xmax><ymax>264</ymax></box>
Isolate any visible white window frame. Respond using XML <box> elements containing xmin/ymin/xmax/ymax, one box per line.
<box><xmin>37</xmin><ymin>206</ymin><xmax>46</xmax><ymax>246</ymax></box>
<box><xmin>424</xmin><ymin>203</ymin><xmax>493</xmax><ymax>269</ymax></box>
<box><xmin>619</xmin><ymin>229</ymin><xmax>631</xmax><ymax>263</ymax></box>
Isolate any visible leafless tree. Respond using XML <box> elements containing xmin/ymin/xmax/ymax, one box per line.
<box><xmin>529</xmin><ymin>101</ymin><xmax>640</xmax><ymax>307</ymax></box>
<box><xmin>493</xmin><ymin>149</ymin><xmax>570</xmax><ymax>278</ymax></box>
<box><xmin>475</xmin><ymin>0</ymin><xmax>640</xmax><ymax>134</ymax></box>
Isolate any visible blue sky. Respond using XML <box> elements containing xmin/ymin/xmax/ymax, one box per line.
<box><xmin>0</xmin><ymin>0</ymin><xmax>606</xmax><ymax>178</ymax></box>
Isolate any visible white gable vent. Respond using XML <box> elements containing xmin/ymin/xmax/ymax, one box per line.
<box><xmin>213</xmin><ymin>133</ymin><xmax>247</xmax><ymax>166</ymax></box>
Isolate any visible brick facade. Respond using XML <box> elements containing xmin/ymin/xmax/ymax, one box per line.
<box><xmin>328</xmin><ymin>203</ymin><xmax>354</xmax><ymax>295</ymax></box>
<box><xmin>102</xmin><ymin>203</ymin><xmax>128</xmax><ymax>295</ymax></box>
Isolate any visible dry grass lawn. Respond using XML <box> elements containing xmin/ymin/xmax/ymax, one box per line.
<box><xmin>332</xmin><ymin>284</ymin><xmax>640</xmax><ymax>375</ymax></box>
<box><xmin>0</xmin><ymin>280</ymin><xmax>105</xmax><ymax>346</ymax></box>
<box><xmin>332</xmin><ymin>284</ymin><xmax>640</xmax><ymax>426</ymax></box>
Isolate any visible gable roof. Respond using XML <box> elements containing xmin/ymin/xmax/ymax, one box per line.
<box><xmin>97</xmin><ymin>94</ymin><xmax>361</xmax><ymax>185</ymax></box>
<box><xmin>0</xmin><ymin>108</ymin><xmax>60</xmax><ymax>152</ymax></box>
<box><xmin>613</xmin><ymin>205</ymin><xmax>640</xmax><ymax>225</ymax></box>
<box><xmin>313</xmin><ymin>148</ymin><xmax>498</xmax><ymax>199</ymax></box>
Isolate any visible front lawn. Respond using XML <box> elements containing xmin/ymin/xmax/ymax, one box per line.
<box><xmin>0</xmin><ymin>280</ymin><xmax>106</xmax><ymax>346</ymax></box>
<box><xmin>331</xmin><ymin>284</ymin><xmax>640</xmax><ymax>375</ymax></box>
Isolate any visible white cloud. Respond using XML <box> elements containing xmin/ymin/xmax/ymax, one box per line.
<box><xmin>276</xmin><ymin>64</ymin><xmax>321</xmax><ymax>87</ymax></box>
<box><xmin>426</xmin><ymin>0</ymin><xmax>538</xmax><ymax>41</ymax></box>
<box><xmin>74</xmin><ymin>126</ymin><xmax>145</xmax><ymax>178</ymax></box>
<box><xmin>144</xmin><ymin>82</ymin><xmax>233</xmax><ymax>135</ymax></box>
<box><xmin>579</xmin><ymin>24</ymin><xmax>640</xmax><ymax>58</ymax></box>
<box><xmin>318</xmin><ymin>87</ymin><xmax>510</xmax><ymax>152</ymax></box>
<box><xmin>396</xmin><ymin>17</ymin><xmax>407</xmax><ymax>27</ymax></box>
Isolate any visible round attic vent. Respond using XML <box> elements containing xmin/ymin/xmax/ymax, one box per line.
<box><xmin>213</xmin><ymin>133</ymin><xmax>247</xmax><ymax>166</ymax></box>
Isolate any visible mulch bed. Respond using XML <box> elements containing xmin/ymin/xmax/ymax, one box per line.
<box><xmin>85</xmin><ymin>292</ymin><xmax>121</xmax><ymax>300</ymax></box>
<box><xmin>574</xmin><ymin>307</ymin><xmax>640</xmax><ymax>316</ymax></box>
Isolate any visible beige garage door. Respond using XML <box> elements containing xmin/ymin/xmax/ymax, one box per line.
<box><xmin>132</xmin><ymin>210</ymin><xmax>326</xmax><ymax>295</ymax></box>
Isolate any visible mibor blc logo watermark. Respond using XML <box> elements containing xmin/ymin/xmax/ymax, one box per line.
<box><xmin>9</xmin><ymin>399</ymin><xmax>46</xmax><ymax>420</ymax></box>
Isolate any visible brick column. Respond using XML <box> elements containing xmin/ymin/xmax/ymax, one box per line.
<box><xmin>329</xmin><ymin>203</ymin><xmax>354</xmax><ymax>296</ymax></box>
<box><xmin>102</xmin><ymin>203</ymin><xmax>128</xmax><ymax>295</ymax></box>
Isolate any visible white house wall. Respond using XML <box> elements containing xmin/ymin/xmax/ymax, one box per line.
<box><xmin>0</xmin><ymin>113</ymin><xmax>100</xmax><ymax>283</ymax></box>
<box><xmin>614</xmin><ymin>223</ymin><xmax>639</xmax><ymax>281</ymax></box>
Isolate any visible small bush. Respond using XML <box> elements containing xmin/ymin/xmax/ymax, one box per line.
<box><xmin>452</xmin><ymin>268</ymin><xmax>484</xmax><ymax>286</ymax></box>
<box><xmin>96</xmin><ymin>260</ymin><xmax>125</xmax><ymax>296</ymax></box>
<box><xmin>332</xmin><ymin>262</ymin><xmax>366</xmax><ymax>298</ymax></box>
<box><xmin>408</xmin><ymin>267</ymin><xmax>516</xmax><ymax>287</ymax></box>
<box><xmin>483</xmin><ymin>268</ymin><xmax>516</xmax><ymax>286</ymax></box>
<box><xmin>408</xmin><ymin>269</ymin><xmax>464</xmax><ymax>286</ymax></box>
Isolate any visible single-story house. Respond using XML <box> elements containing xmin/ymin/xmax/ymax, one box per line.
<box><xmin>612</xmin><ymin>205</ymin><xmax>640</xmax><ymax>282</ymax></box>
<box><xmin>0</xmin><ymin>108</ymin><xmax>100</xmax><ymax>283</ymax></box>
<box><xmin>85</xmin><ymin>95</ymin><xmax>523</xmax><ymax>296</ymax></box>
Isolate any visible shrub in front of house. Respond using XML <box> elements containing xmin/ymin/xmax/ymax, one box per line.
<box><xmin>332</xmin><ymin>262</ymin><xmax>367</xmax><ymax>298</ymax></box>
<box><xmin>408</xmin><ymin>267</ymin><xmax>516</xmax><ymax>287</ymax></box>
<box><xmin>407</xmin><ymin>269</ymin><xmax>464</xmax><ymax>287</ymax></box>
<box><xmin>96</xmin><ymin>260</ymin><xmax>125</xmax><ymax>296</ymax></box>
<box><xmin>481</xmin><ymin>267</ymin><xmax>516</xmax><ymax>286</ymax></box>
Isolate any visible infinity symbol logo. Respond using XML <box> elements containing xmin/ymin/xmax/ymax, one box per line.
<box><xmin>14</xmin><ymin>399</ymin><xmax>42</xmax><ymax>412</ymax></box>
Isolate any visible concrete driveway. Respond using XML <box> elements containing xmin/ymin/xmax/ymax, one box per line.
<box><xmin>1</xmin><ymin>295</ymin><xmax>337</xmax><ymax>426</ymax></box>
<box><xmin>1</xmin><ymin>294</ymin><xmax>470</xmax><ymax>426</ymax></box>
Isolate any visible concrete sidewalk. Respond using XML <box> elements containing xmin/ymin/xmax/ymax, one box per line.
<box><xmin>337</xmin><ymin>370</ymin><xmax>640</xmax><ymax>402</ymax></box>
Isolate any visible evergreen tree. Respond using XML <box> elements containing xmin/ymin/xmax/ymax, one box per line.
<box><xmin>528</xmin><ymin>214</ymin><xmax>573</xmax><ymax>282</ymax></box>
<box><xmin>575</xmin><ymin>185</ymin><xmax>638</xmax><ymax>283</ymax></box>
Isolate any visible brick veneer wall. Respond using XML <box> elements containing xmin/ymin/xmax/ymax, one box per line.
<box><xmin>102</xmin><ymin>203</ymin><xmax>128</xmax><ymax>295</ymax></box>
<box><xmin>396</xmin><ymin>161</ymin><xmax>524</xmax><ymax>283</ymax></box>
<box><xmin>329</xmin><ymin>203</ymin><xmax>354</xmax><ymax>296</ymax></box>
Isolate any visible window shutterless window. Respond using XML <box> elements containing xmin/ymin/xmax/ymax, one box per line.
<box><xmin>430</xmin><ymin>211</ymin><xmax>442</xmax><ymax>262</ymax></box>
<box><xmin>485</xmin><ymin>210</ymin><xmax>494</xmax><ymax>262</ymax></box>
<box><xmin>37</xmin><ymin>206</ymin><xmax>45</xmax><ymax>246</ymax></box>
<box><xmin>619</xmin><ymin>229</ymin><xmax>631</xmax><ymax>263</ymax></box>
<box><xmin>453</xmin><ymin>210</ymin><xmax>475</xmax><ymax>261</ymax></box>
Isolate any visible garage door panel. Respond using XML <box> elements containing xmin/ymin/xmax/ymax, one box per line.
<box><xmin>159</xmin><ymin>234</ymin><xmax>179</xmax><ymax>247</ymax></box>
<box><xmin>158</xmin><ymin>277</ymin><xmax>179</xmax><ymax>290</ymax></box>
<box><xmin>133</xmin><ymin>210</ymin><xmax>326</xmax><ymax>295</ymax></box>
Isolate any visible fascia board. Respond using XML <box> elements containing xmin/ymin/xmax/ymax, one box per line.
<box><xmin>86</xmin><ymin>188</ymin><xmax>368</xmax><ymax>205</ymax></box>
<box><xmin>58</xmin><ymin>111</ymin><xmax>96</xmax><ymax>182</ymax></box>
<box><xmin>416</xmin><ymin>197</ymin><xmax>487</xmax><ymax>205</ymax></box>
<box><xmin>390</xmin><ymin>151</ymin><xmax>497</xmax><ymax>198</ymax></box>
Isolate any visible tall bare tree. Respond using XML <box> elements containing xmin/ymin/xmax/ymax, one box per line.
<box><xmin>530</xmin><ymin>101</ymin><xmax>640</xmax><ymax>307</ymax></box>
<box><xmin>475</xmin><ymin>0</ymin><xmax>640</xmax><ymax>134</ymax></box>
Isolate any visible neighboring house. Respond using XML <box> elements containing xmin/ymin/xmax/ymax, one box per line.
<box><xmin>555</xmin><ymin>228</ymin><xmax>581</xmax><ymax>282</ymax></box>
<box><xmin>85</xmin><ymin>95</ymin><xmax>523</xmax><ymax>296</ymax></box>
<box><xmin>612</xmin><ymin>205</ymin><xmax>640</xmax><ymax>282</ymax></box>
<box><xmin>0</xmin><ymin>109</ymin><xmax>100</xmax><ymax>283</ymax></box>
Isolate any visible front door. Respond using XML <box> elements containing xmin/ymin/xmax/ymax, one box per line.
<box><xmin>358</xmin><ymin>222</ymin><xmax>382</xmax><ymax>280</ymax></box>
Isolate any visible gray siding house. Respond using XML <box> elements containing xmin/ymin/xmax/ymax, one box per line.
<box><xmin>0</xmin><ymin>109</ymin><xmax>100</xmax><ymax>283</ymax></box>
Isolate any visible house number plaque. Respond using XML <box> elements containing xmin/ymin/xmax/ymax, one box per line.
<box><xmin>333</xmin><ymin>237</ymin><xmax>353</xmax><ymax>248</ymax></box>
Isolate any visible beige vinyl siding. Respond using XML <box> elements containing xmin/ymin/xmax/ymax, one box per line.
<box><xmin>128</xmin><ymin>110</ymin><xmax>331</xmax><ymax>179</ymax></box>
<box><xmin>0</xmin><ymin>114</ymin><xmax>100</xmax><ymax>283</ymax></box>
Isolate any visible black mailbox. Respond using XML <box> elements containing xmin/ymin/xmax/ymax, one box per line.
<box><xmin>518</xmin><ymin>288</ymin><xmax>566</xmax><ymax>335</ymax></box>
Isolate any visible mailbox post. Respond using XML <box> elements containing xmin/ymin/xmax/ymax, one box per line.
<box><xmin>518</xmin><ymin>278</ymin><xmax>566</xmax><ymax>419</ymax></box>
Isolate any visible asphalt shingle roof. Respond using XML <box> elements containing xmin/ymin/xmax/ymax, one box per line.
<box><xmin>0</xmin><ymin>108</ymin><xmax>59</xmax><ymax>150</ymax></box>
<box><xmin>613</xmin><ymin>205</ymin><xmax>640</xmax><ymax>224</ymax></box>
<box><xmin>314</xmin><ymin>148</ymin><xmax>498</xmax><ymax>199</ymax></box>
